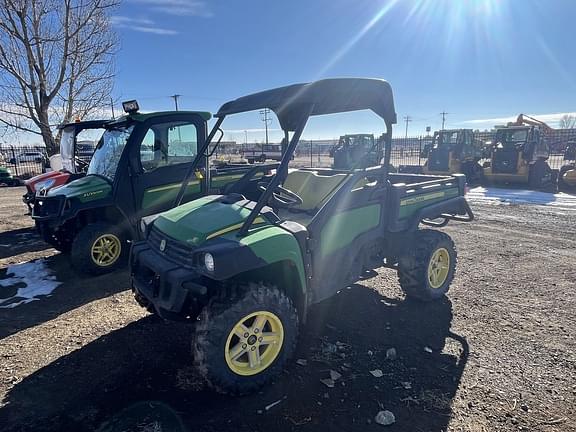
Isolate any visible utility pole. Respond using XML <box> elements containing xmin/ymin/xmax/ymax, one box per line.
<box><xmin>259</xmin><ymin>108</ymin><xmax>271</xmax><ymax>147</ymax></box>
<box><xmin>170</xmin><ymin>94</ymin><xmax>181</xmax><ymax>111</ymax></box>
<box><xmin>440</xmin><ymin>111</ymin><xmax>449</xmax><ymax>130</ymax></box>
<box><xmin>403</xmin><ymin>115</ymin><xmax>412</xmax><ymax>138</ymax></box>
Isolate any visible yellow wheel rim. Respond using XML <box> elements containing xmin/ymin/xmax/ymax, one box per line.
<box><xmin>428</xmin><ymin>247</ymin><xmax>450</xmax><ymax>289</ymax></box>
<box><xmin>224</xmin><ymin>311</ymin><xmax>284</xmax><ymax>376</ymax></box>
<box><xmin>90</xmin><ymin>234</ymin><xmax>121</xmax><ymax>267</ymax></box>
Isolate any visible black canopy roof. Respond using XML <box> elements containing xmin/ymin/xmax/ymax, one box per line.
<box><xmin>58</xmin><ymin>119</ymin><xmax>110</xmax><ymax>130</ymax></box>
<box><xmin>216</xmin><ymin>78</ymin><xmax>397</xmax><ymax>131</ymax></box>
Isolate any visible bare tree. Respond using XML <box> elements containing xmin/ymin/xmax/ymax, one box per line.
<box><xmin>0</xmin><ymin>0</ymin><xmax>117</xmax><ymax>155</ymax></box>
<box><xmin>559</xmin><ymin>114</ymin><xmax>576</xmax><ymax>129</ymax></box>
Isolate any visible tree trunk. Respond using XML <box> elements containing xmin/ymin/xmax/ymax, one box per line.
<box><xmin>38</xmin><ymin>110</ymin><xmax>57</xmax><ymax>156</ymax></box>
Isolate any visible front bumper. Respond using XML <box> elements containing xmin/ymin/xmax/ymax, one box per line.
<box><xmin>31</xmin><ymin>195</ymin><xmax>67</xmax><ymax>225</ymax></box>
<box><xmin>131</xmin><ymin>241</ymin><xmax>208</xmax><ymax>320</ymax></box>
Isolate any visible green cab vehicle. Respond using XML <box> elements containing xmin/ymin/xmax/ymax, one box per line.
<box><xmin>33</xmin><ymin>101</ymin><xmax>265</xmax><ymax>274</ymax></box>
<box><xmin>131</xmin><ymin>79</ymin><xmax>474</xmax><ymax>394</ymax></box>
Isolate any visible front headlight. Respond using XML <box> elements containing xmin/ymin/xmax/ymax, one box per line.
<box><xmin>139</xmin><ymin>214</ymin><xmax>160</xmax><ymax>237</ymax></box>
<box><xmin>204</xmin><ymin>253</ymin><xmax>215</xmax><ymax>272</ymax></box>
<box><xmin>35</xmin><ymin>178</ymin><xmax>55</xmax><ymax>192</ymax></box>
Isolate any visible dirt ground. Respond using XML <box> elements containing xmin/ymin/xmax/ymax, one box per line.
<box><xmin>0</xmin><ymin>185</ymin><xmax>574</xmax><ymax>432</ymax></box>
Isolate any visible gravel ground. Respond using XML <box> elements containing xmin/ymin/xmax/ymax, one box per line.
<box><xmin>0</xmin><ymin>185</ymin><xmax>575</xmax><ymax>432</ymax></box>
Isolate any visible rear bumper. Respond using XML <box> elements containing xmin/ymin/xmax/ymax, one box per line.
<box><xmin>130</xmin><ymin>241</ymin><xmax>208</xmax><ymax>320</ymax></box>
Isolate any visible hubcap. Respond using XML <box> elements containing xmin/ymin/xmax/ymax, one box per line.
<box><xmin>90</xmin><ymin>234</ymin><xmax>121</xmax><ymax>267</ymax></box>
<box><xmin>224</xmin><ymin>311</ymin><xmax>284</xmax><ymax>376</ymax></box>
<box><xmin>428</xmin><ymin>247</ymin><xmax>450</xmax><ymax>289</ymax></box>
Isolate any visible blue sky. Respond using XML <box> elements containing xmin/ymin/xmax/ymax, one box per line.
<box><xmin>110</xmin><ymin>0</ymin><xmax>574</xmax><ymax>141</ymax></box>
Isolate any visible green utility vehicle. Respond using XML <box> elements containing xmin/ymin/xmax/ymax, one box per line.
<box><xmin>330</xmin><ymin>133</ymin><xmax>383</xmax><ymax>170</ymax></box>
<box><xmin>131</xmin><ymin>79</ymin><xmax>474</xmax><ymax>394</ymax></box>
<box><xmin>0</xmin><ymin>166</ymin><xmax>17</xmax><ymax>186</ymax></box>
<box><xmin>33</xmin><ymin>101</ymin><xmax>263</xmax><ymax>274</ymax></box>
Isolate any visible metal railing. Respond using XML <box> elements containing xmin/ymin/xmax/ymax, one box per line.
<box><xmin>0</xmin><ymin>145</ymin><xmax>48</xmax><ymax>180</ymax></box>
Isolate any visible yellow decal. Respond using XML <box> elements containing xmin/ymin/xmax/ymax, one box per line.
<box><xmin>400</xmin><ymin>191</ymin><xmax>445</xmax><ymax>206</ymax></box>
<box><xmin>206</xmin><ymin>217</ymin><xmax>266</xmax><ymax>240</ymax></box>
<box><xmin>83</xmin><ymin>190</ymin><xmax>104</xmax><ymax>198</ymax></box>
<box><xmin>145</xmin><ymin>180</ymin><xmax>200</xmax><ymax>194</ymax></box>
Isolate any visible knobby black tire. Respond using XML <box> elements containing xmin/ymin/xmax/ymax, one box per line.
<box><xmin>558</xmin><ymin>165</ymin><xmax>576</xmax><ymax>192</ymax></box>
<box><xmin>193</xmin><ymin>283</ymin><xmax>298</xmax><ymax>395</ymax></box>
<box><xmin>398</xmin><ymin>229</ymin><xmax>457</xmax><ymax>302</ymax></box>
<box><xmin>71</xmin><ymin>222</ymin><xmax>127</xmax><ymax>275</ymax></box>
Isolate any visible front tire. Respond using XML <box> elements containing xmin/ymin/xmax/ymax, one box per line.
<box><xmin>71</xmin><ymin>223</ymin><xmax>127</xmax><ymax>275</ymax></box>
<box><xmin>193</xmin><ymin>284</ymin><xmax>298</xmax><ymax>395</ymax></box>
<box><xmin>398</xmin><ymin>230</ymin><xmax>457</xmax><ymax>301</ymax></box>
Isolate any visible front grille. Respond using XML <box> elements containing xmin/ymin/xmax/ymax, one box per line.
<box><xmin>33</xmin><ymin>196</ymin><xmax>64</xmax><ymax>218</ymax></box>
<box><xmin>148</xmin><ymin>225</ymin><xmax>195</xmax><ymax>267</ymax></box>
<box><xmin>0</xmin><ymin>172</ymin><xmax>10</xmax><ymax>179</ymax></box>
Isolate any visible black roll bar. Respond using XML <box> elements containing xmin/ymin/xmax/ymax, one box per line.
<box><xmin>175</xmin><ymin>116</ymin><xmax>224</xmax><ymax>207</ymax></box>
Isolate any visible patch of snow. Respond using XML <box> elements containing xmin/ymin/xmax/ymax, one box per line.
<box><xmin>467</xmin><ymin>187</ymin><xmax>576</xmax><ymax>209</ymax></box>
<box><xmin>0</xmin><ymin>260</ymin><xmax>61</xmax><ymax>308</ymax></box>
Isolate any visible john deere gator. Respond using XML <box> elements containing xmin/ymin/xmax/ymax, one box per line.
<box><xmin>131</xmin><ymin>78</ymin><xmax>474</xmax><ymax>394</ymax></box>
<box><xmin>33</xmin><ymin>101</ymin><xmax>263</xmax><ymax>274</ymax></box>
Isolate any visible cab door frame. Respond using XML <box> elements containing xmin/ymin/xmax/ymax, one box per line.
<box><xmin>119</xmin><ymin>113</ymin><xmax>208</xmax><ymax>224</ymax></box>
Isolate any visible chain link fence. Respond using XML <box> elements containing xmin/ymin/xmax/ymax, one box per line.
<box><xmin>288</xmin><ymin>129</ymin><xmax>576</xmax><ymax>170</ymax></box>
<box><xmin>3</xmin><ymin>129</ymin><xmax>575</xmax><ymax>183</ymax></box>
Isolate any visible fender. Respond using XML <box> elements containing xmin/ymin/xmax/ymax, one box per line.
<box><xmin>197</xmin><ymin>225</ymin><xmax>307</xmax><ymax>299</ymax></box>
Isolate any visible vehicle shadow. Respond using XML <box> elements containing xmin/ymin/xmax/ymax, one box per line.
<box><xmin>0</xmin><ymin>279</ymin><xmax>467</xmax><ymax>432</ymax></box>
<box><xmin>0</xmin><ymin>227</ymin><xmax>52</xmax><ymax>259</ymax></box>
<box><xmin>0</xmin><ymin>254</ymin><xmax>129</xmax><ymax>340</ymax></box>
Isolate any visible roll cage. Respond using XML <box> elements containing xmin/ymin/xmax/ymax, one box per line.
<box><xmin>175</xmin><ymin>78</ymin><xmax>398</xmax><ymax>236</ymax></box>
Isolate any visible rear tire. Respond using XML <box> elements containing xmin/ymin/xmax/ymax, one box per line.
<box><xmin>558</xmin><ymin>165</ymin><xmax>576</xmax><ymax>192</ymax></box>
<box><xmin>71</xmin><ymin>223</ymin><xmax>127</xmax><ymax>275</ymax></box>
<box><xmin>193</xmin><ymin>283</ymin><xmax>298</xmax><ymax>395</ymax></box>
<box><xmin>398</xmin><ymin>230</ymin><xmax>457</xmax><ymax>301</ymax></box>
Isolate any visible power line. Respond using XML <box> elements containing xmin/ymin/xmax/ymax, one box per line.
<box><xmin>259</xmin><ymin>108</ymin><xmax>271</xmax><ymax>146</ymax></box>
<box><xmin>440</xmin><ymin>111</ymin><xmax>449</xmax><ymax>130</ymax></box>
<box><xmin>403</xmin><ymin>115</ymin><xmax>412</xmax><ymax>138</ymax></box>
<box><xmin>170</xmin><ymin>94</ymin><xmax>182</xmax><ymax>111</ymax></box>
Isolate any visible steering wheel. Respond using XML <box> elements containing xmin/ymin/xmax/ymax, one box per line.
<box><xmin>222</xmin><ymin>163</ymin><xmax>279</xmax><ymax>195</ymax></box>
<box><xmin>75</xmin><ymin>157</ymin><xmax>89</xmax><ymax>169</ymax></box>
<box><xmin>258</xmin><ymin>182</ymin><xmax>303</xmax><ymax>208</ymax></box>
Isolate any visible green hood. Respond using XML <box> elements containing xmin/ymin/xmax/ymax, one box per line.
<box><xmin>154</xmin><ymin>195</ymin><xmax>268</xmax><ymax>246</ymax></box>
<box><xmin>48</xmin><ymin>174</ymin><xmax>112</xmax><ymax>203</ymax></box>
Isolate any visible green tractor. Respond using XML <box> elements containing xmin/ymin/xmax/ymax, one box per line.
<box><xmin>330</xmin><ymin>133</ymin><xmax>383</xmax><ymax>170</ymax></box>
<box><xmin>131</xmin><ymin>78</ymin><xmax>474</xmax><ymax>394</ymax></box>
<box><xmin>33</xmin><ymin>101</ymin><xmax>266</xmax><ymax>274</ymax></box>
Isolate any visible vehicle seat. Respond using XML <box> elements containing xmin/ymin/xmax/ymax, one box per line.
<box><xmin>282</xmin><ymin>170</ymin><xmax>349</xmax><ymax>213</ymax></box>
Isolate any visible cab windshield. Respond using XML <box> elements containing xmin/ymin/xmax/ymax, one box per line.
<box><xmin>87</xmin><ymin>125</ymin><xmax>134</xmax><ymax>180</ymax></box>
<box><xmin>497</xmin><ymin>129</ymin><xmax>528</xmax><ymax>147</ymax></box>
<box><xmin>435</xmin><ymin>131</ymin><xmax>459</xmax><ymax>148</ymax></box>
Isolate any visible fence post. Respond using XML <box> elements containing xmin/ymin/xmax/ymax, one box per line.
<box><xmin>10</xmin><ymin>145</ymin><xmax>18</xmax><ymax>178</ymax></box>
<box><xmin>310</xmin><ymin>140</ymin><xmax>313</xmax><ymax>168</ymax></box>
<box><xmin>418</xmin><ymin>136</ymin><xmax>422</xmax><ymax>166</ymax></box>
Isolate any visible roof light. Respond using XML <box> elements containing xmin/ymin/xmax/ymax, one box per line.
<box><xmin>122</xmin><ymin>100</ymin><xmax>139</xmax><ymax>114</ymax></box>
